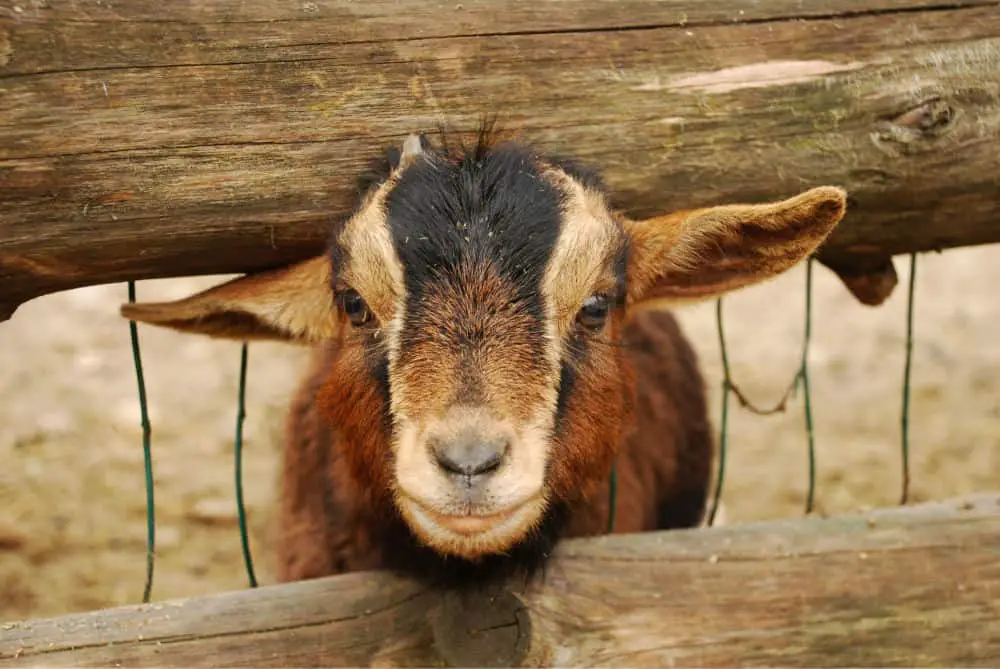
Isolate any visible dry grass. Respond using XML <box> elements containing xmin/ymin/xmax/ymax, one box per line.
<box><xmin>1</xmin><ymin>245</ymin><xmax>998</xmax><ymax>622</ymax></box>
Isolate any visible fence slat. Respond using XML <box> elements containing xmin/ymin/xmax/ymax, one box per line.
<box><xmin>1</xmin><ymin>494</ymin><xmax>998</xmax><ymax>667</ymax></box>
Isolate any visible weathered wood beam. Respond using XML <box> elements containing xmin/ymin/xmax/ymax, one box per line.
<box><xmin>2</xmin><ymin>1</ymin><xmax>999</xmax><ymax>321</ymax></box>
<box><xmin>1</xmin><ymin>494</ymin><xmax>998</xmax><ymax>667</ymax></box>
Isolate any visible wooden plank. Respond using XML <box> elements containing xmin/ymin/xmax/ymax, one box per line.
<box><xmin>6</xmin><ymin>0</ymin><xmax>997</xmax><ymax>75</ymax></box>
<box><xmin>1</xmin><ymin>1</ymin><xmax>999</xmax><ymax>320</ymax></box>
<box><xmin>1</xmin><ymin>494</ymin><xmax>998</xmax><ymax>667</ymax></box>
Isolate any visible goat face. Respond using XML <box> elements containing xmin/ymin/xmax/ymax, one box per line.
<box><xmin>329</xmin><ymin>132</ymin><xmax>634</xmax><ymax>560</ymax></box>
<box><xmin>122</xmin><ymin>126</ymin><xmax>847</xmax><ymax>563</ymax></box>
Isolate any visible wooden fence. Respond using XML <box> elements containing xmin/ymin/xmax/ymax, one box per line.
<box><xmin>1</xmin><ymin>494</ymin><xmax>998</xmax><ymax>667</ymax></box>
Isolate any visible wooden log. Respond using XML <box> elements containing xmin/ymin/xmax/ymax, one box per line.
<box><xmin>2</xmin><ymin>1</ymin><xmax>999</xmax><ymax>321</ymax></box>
<box><xmin>1</xmin><ymin>494</ymin><xmax>998</xmax><ymax>667</ymax></box>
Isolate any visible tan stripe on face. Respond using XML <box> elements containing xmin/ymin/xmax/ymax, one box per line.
<box><xmin>530</xmin><ymin>169</ymin><xmax>624</xmax><ymax>437</ymax></box>
<box><xmin>335</xmin><ymin>176</ymin><xmax>410</xmax><ymax>423</ymax></box>
<box><xmin>337</xmin><ymin>179</ymin><xmax>406</xmax><ymax>324</ymax></box>
<box><xmin>540</xmin><ymin>170</ymin><xmax>623</xmax><ymax>337</ymax></box>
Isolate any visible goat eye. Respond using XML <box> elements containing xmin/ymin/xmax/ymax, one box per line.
<box><xmin>576</xmin><ymin>294</ymin><xmax>609</xmax><ymax>329</ymax></box>
<box><xmin>341</xmin><ymin>289</ymin><xmax>372</xmax><ymax>326</ymax></box>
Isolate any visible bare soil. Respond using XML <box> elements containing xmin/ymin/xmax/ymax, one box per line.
<box><xmin>2</xmin><ymin>245</ymin><xmax>998</xmax><ymax>622</ymax></box>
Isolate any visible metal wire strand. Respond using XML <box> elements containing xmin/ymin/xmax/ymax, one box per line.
<box><xmin>900</xmin><ymin>253</ymin><xmax>918</xmax><ymax>505</ymax></box>
<box><xmin>711</xmin><ymin>259</ymin><xmax>818</xmax><ymax>522</ymax></box>
<box><xmin>234</xmin><ymin>342</ymin><xmax>258</xmax><ymax>587</ymax></box>
<box><xmin>800</xmin><ymin>259</ymin><xmax>817</xmax><ymax>515</ymax></box>
<box><xmin>126</xmin><ymin>281</ymin><xmax>156</xmax><ymax>604</ymax></box>
<box><xmin>707</xmin><ymin>297</ymin><xmax>730</xmax><ymax>527</ymax></box>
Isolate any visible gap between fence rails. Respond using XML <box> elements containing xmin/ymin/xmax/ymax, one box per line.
<box><xmin>708</xmin><ymin>254</ymin><xmax>919</xmax><ymax>524</ymax></box>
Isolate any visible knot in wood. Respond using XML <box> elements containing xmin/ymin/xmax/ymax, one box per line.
<box><xmin>430</xmin><ymin>587</ymin><xmax>532</xmax><ymax>667</ymax></box>
<box><xmin>871</xmin><ymin>98</ymin><xmax>959</xmax><ymax>156</ymax></box>
<box><xmin>892</xmin><ymin>98</ymin><xmax>956</xmax><ymax>133</ymax></box>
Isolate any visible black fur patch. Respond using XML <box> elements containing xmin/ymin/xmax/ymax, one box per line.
<box><xmin>554</xmin><ymin>361</ymin><xmax>578</xmax><ymax>435</ymax></box>
<box><xmin>656</xmin><ymin>487</ymin><xmax>710</xmax><ymax>530</ymax></box>
<box><xmin>363</xmin><ymin>339</ymin><xmax>392</xmax><ymax>425</ymax></box>
<box><xmin>385</xmin><ymin>140</ymin><xmax>565</xmax><ymax>337</ymax></box>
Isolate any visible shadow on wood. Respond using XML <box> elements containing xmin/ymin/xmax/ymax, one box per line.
<box><xmin>1</xmin><ymin>494</ymin><xmax>998</xmax><ymax>667</ymax></box>
<box><xmin>1</xmin><ymin>0</ymin><xmax>999</xmax><ymax>320</ymax></box>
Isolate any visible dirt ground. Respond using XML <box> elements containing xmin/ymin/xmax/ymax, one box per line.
<box><xmin>1</xmin><ymin>244</ymin><xmax>998</xmax><ymax>623</ymax></box>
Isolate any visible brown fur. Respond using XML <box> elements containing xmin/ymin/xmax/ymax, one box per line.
<box><xmin>273</xmin><ymin>307</ymin><xmax>709</xmax><ymax>581</ymax></box>
<box><xmin>396</xmin><ymin>261</ymin><xmax>549</xmax><ymax>422</ymax></box>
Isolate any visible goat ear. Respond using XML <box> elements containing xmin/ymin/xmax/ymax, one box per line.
<box><xmin>119</xmin><ymin>256</ymin><xmax>338</xmax><ymax>344</ymax></box>
<box><xmin>624</xmin><ymin>187</ymin><xmax>847</xmax><ymax>305</ymax></box>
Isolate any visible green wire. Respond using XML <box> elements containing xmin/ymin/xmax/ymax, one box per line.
<box><xmin>710</xmin><ymin>258</ymin><xmax>820</xmax><ymax>523</ymax></box>
<box><xmin>127</xmin><ymin>281</ymin><xmax>155</xmax><ymax>604</ymax></box>
<box><xmin>234</xmin><ymin>342</ymin><xmax>258</xmax><ymax>587</ymax></box>
<box><xmin>707</xmin><ymin>298</ymin><xmax>730</xmax><ymax>527</ymax></box>
<box><xmin>801</xmin><ymin>259</ymin><xmax>817</xmax><ymax>514</ymax></box>
<box><xmin>900</xmin><ymin>253</ymin><xmax>917</xmax><ymax>505</ymax></box>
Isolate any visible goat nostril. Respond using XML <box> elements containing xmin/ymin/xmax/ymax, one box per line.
<box><xmin>434</xmin><ymin>451</ymin><xmax>465</xmax><ymax>476</ymax></box>
<box><xmin>470</xmin><ymin>449</ymin><xmax>504</xmax><ymax>476</ymax></box>
<box><xmin>431</xmin><ymin>438</ymin><xmax>508</xmax><ymax>478</ymax></box>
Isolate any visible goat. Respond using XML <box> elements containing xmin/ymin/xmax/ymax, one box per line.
<box><xmin>121</xmin><ymin>125</ymin><xmax>846</xmax><ymax>589</ymax></box>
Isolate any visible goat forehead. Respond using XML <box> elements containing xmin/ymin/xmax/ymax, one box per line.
<box><xmin>384</xmin><ymin>145</ymin><xmax>565</xmax><ymax>305</ymax></box>
<box><xmin>400</xmin><ymin>261</ymin><xmax>545</xmax><ymax>346</ymax></box>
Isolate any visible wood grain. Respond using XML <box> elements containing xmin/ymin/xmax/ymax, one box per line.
<box><xmin>0</xmin><ymin>494</ymin><xmax>997</xmax><ymax>667</ymax></box>
<box><xmin>1</xmin><ymin>0</ymin><xmax>999</xmax><ymax>320</ymax></box>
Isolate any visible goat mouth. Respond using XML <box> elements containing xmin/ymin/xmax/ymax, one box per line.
<box><xmin>418</xmin><ymin>505</ymin><xmax>520</xmax><ymax>535</ymax></box>
<box><xmin>400</xmin><ymin>494</ymin><xmax>544</xmax><ymax>539</ymax></box>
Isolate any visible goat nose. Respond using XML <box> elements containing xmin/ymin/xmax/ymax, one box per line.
<box><xmin>430</xmin><ymin>435</ymin><xmax>508</xmax><ymax>478</ymax></box>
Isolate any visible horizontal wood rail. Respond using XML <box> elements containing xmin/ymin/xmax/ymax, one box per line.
<box><xmin>1</xmin><ymin>493</ymin><xmax>998</xmax><ymax>667</ymax></box>
<box><xmin>2</xmin><ymin>0</ymin><xmax>999</xmax><ymax>320</ymax></box>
